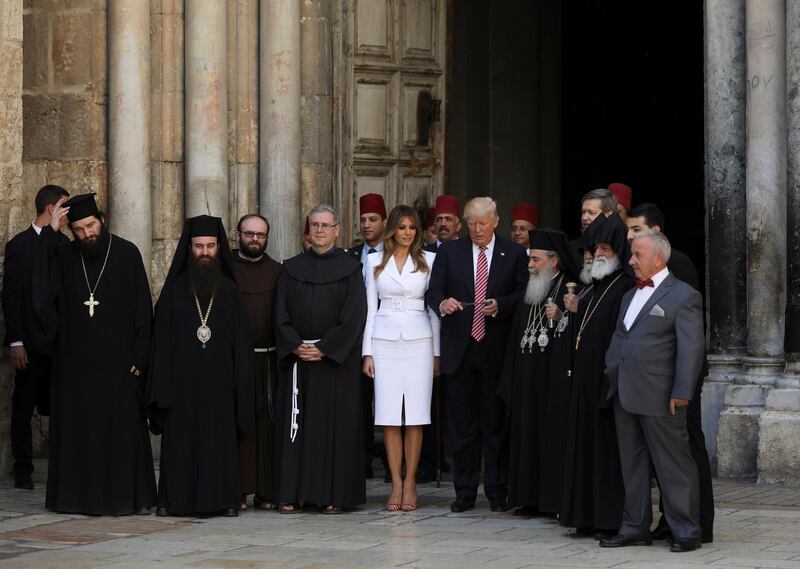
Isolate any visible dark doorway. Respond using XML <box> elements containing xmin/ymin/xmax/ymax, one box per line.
<box><xmin>445</xmin><ymin>1</ymin><xmax>705</xmax><ymax>283</ymax></box>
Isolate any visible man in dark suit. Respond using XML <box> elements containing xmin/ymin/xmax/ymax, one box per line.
<box><xmin>626</xmin><ymin>203</ymin><xmax>714</xmax><ymax>543</ymax></box>
<box><xmin>348</xmin><ymin>193</ymin><xmax>387</xmax><ymax>479</ymax></box>
<box><xmin>602</xmin><ymin>231</ymin><xmax>705</xmax><ymax>552</ymax></box>
<box><xmin>426</xmin><ymin>196</ymin><xmax>528</xmax><ymax>513</ymax></box>
<box><xmin>2</xmin><ymin>184</ymin><xmax>70</xmax><ymax>489</ymax></box>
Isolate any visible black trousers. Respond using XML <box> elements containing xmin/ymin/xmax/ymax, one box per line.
<box><xmin>657</xmin><ymin>374</ymin><xmax>714</xmax><ymax>536</ymax></box>
<box><xmin>420</xmin><ymin>377</ymin><xmax>444</xmax><ymax>475</ymax></box>
<box><xmin>362</xmin><ymin>374</ymin><xmax>376</xmax><ymax>472</ymax></box>
<box><xmin>11</xmin><ymin>352</ymin><xmax>51</xmax><ymax>479</ymax></box>
<box><xmin>445</xmin><ymin>339</ymin><xmax>508</xmax><ymax>501</ymax></box>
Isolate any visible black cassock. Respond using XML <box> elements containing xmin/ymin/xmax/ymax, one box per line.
<box><xmin>149</xmin><ymin>273</ymin><xmax>254</xmax><ymax>515</ymax></box>
<box><xmin>559</xmin><ymin>268</ymin><xmax>633</xmax><ymax>531</ymax></box>
<box><xmin>273</xmin><ymin>248</ymin><xmax>367</xmax><ymax>507</ymax></box>
<box><xmin>32</xmin><ymin>226</ymin><xmax>156</xmax><ymax>515</ymax></box>
<box><xmin>498</xmin><ymin>277</ymin><xmax>573</xmax><ymax>513</ymax></box>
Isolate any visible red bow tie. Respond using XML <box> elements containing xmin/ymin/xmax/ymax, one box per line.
<box><xmin>636</xmin><ymin>278</ymin><xmax>654</xmax><ymax>289</ymax></box>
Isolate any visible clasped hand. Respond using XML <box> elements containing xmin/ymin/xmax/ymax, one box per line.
<box><xmin>294</xmin><ymin>343</ymin><xmax>324</xmax><ymax>362</ymax></box>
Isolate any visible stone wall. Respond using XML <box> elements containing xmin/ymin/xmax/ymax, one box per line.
<box><xmin>0</xmin><ymin>0</ymin><xmax>24</xmax><ymax>475</ymax></box>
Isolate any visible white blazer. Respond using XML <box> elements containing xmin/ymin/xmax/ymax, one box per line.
<box><xmin>362</xmin><ymin>250</ymin><xmax>440</xmax><ymax>357</ymax></box>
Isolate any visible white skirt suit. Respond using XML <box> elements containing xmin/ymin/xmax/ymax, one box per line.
<box><xmin>362</xmin><ymin>250</ymin><xmax>440</xmax><ymax>426</ymax></box>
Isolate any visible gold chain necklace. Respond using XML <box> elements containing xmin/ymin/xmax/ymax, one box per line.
<box><xmin>576</xmin><ymin>272</ymin><xmax>624</xmax><ymax>350</ymax></box>
<box><xmin>79</xmin><ymin>233</ymin><xmax>113</xmax><ymax>318</ymax></box>
<box><xmin>193</xmin><ymin>290</ymin><xmax>215</xmax><ymax>349</ymax></box>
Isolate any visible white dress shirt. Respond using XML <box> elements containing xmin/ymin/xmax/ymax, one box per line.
<box><xmin>472</xmin><ymin>235</ymin><xmax>495</xmax><ymax>282</ymax></box>
<box><xmin>623</xmin><ymin>267</ymin><xmax>670</xmax><ymax>330</ymax></box>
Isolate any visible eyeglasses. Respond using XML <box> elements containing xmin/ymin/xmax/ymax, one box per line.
<box><xmin>309</xmin><ymin>222</ymin><xmax>338</xmax><ymax>231</ymax></box>
<box><xmin>239</xmin><ymin>231</ymin><xmax>268</xmax><ymax>240</ymax></box>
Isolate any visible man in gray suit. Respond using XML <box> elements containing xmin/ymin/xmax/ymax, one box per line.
<box><xmin>600</xmin><ymin>231</ymin><xmax>705</xmax><ymax>552</ymax></box>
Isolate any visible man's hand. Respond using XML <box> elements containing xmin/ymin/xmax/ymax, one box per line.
<box><xmin>433</xmin><ymin>356</ymin><xmax>441</xmax><ymax>377</ymax></box>
<box><xmin>439</xmin><ymin>297</ymin><xmax>463</xmax><ymax>316</ymax></box>
<box><xmin>481</xmin><ymin>298</ymin><xmax>498</xmax><ymax>316</ymax></box>
<box><xmin>294</xmin><ymin>343</ymin><xmax>324</xmax><ymax>362</ymax></box>
<box><xmin>563</xmin><ymin>292</ymin><xmax>579</xmax><ymax>314</ymax></box>
<box><xmin>130</xmin><ymin>365</ymin><xmax>142</xmax><ymax>377</ymax></box>
<box><xmin>362</xmin><ymin>355</ymin><xmax>375</xmax><ymax>378</ymax></box>
<box><xmin>10</xmin><ymin>346</ymin><xmax>28</xmax><ymax>370</ymax></box>
<box><xmin>544</xmin><ymin>302</ymin><xmax>562</xmax><ymax>321</ymax></box>
<box><xmin>49</xmin><ymin>196</ymin><xmax>70</xmax><ymax>231</ymax></box>
<box><xmin>669</xmin><ymin>398</ymin><xmax>689</xmax><ymax>416</ymax></box>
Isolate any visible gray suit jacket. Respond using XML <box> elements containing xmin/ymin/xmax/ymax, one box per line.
<box><xmin>604</xmin><ymin>273</ymin><xmax>705</xmax><ymax>417</ymax></box>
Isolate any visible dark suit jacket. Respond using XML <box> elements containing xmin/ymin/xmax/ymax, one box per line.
<box><xmin>348</xmin><ymin>243</ymin><xmax>365</xmax><ymax>262</ymax></box>
<box><xmin>667</xmin><ymin>248</ymin><xmax>699</xmax><ymax>292</ymax></box>
<box><xmin>604</xmin><ymin>273</ymin><xmax>705</xmax><ymax>417</ymax></box>
<box><xmin>425</xmin><ymin>235</ymin><xmax>528</xmax><ymax>375</ymax></box>
<box><xmin>2</xmin><ymin>226</ymin><xmax>67</xmax><ymax>353</ymax></box>
<box><xmin>424</xmin><ymin>243</ymin><xmax>438</xmax><ymax>253</ymax></box>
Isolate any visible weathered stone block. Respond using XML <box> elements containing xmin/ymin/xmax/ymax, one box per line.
<box><xmin>57</xmin><ymin>95</ymin><xmax>95</xmax><ymax>159</ymax></box>
<box><xmin>300</xmin><ymin>15</ymin><xmax>330</xmax><ymax>97</ymax></box>
<box><xmin>151</xmin><ymin>160</ymin><xmax>183</xmax><ymax>240</ymax></box>
<box><xmin>0</xmin><ymin>39</ymin><xmax>22</xmax><ymax>96</ymax></box>
<box><xmin>150</xmin><ymin>237</ymin><xmax>179</xmax><ymax>299</ymax></box>
<box><xmin>758</xmin><ymin>408</ymin><xmax>800</xmax><ymax>485</ymax></box>
<box><xmin>41</xmin><ymin>159</ymin><xmax>107</xmax><ymax>205</ymax></box>
<box><xmin>301</xmin><ymin>94</ymin><xmax>332</xmax><ymax>165</ymax></box>
<box><xmin>52</xmin><ymin>12</ymin><xmax>92</xmax><ymax>86</ymax></box>
<box><xmin>22</xmin><ymin>94</ymin><xmax>59</xmax><ymax>160</ymax></box>
<box><xmin>1</xmin><ymin>0</ymin><xmax>23</xmax><ymax>42</ymax></box>
<box><xmin>764</xmin><ymin>387</ymin><xmax>800</xmax><ymax>412</ymax></box>
<box><xmin>717</xmin><ymin>404</ymin><xmax>761</xmax><ymax>478</ymax></box>
<box><xmin>22</xmin><ymin>11</ymin><xmax>48</xmax><ymax>90</ymax></box>
<box><xmin>0</xmin><ymin>97</ymin><xmax>23</xmax><ymax>164</ymax></box>
<box><xmin>229</xmin><ymin>163</ymin><xmax>258</xmax><ymax>225</ymax></box>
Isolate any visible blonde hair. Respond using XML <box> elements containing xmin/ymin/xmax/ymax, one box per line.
<box><xmin>374</xmin><ymin>205</ymin><xmax>429</xmax><ymax>278</ymax></box>
<box><xmin>463</xmin><ymin>196</ymin><xmax>499</xmax><ymax>220</ymax></box>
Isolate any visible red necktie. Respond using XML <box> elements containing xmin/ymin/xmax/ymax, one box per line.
<box><xmin>471</xmin><ymin>246</ymin><xmax>488</xmax><ymax>341</ymax></box>
<box><xmin>636</xmin><ymin>278</ymin><xmax>654</xmax><ymax>289</ymax></box>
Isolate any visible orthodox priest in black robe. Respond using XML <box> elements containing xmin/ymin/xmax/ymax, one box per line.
<box><xmin>231</xmin><ymin>213</ymin><xmax>283</xmax><ymax>509</ymax></box>
<box><xmin>498</xmin><ymin>229</ymin><xmax>581</xmax><ymax>516</ymax></box>
<box><xmin>148</xmin><ymin>215</ymin><xmax>255</xmax><ymax>517</ymax></box>
<box><xmin>273</xmin><ymin>205</ymin><xmax>367</xmax><ymax>513</ymax></box>
<box><xmin>560</xmin><ymin>213</ymin><xmax>634</xmax><ymax>535</ymax></box>
<box><xmin>31</xmin><ymin>192</ymin><xmax>156</xmax><ymax>515</ymax></box>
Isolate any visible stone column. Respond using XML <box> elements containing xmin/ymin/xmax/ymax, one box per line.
<box><xmin>718</xmin><ymin>0</ymin><xmax>787</xmax><ymax>479</ymax></box>
<box><xmin>185</xmin><ymin>0</ymin><xmax>228</xmax><ymax>226</ymax></box>
<box><xmin>260</xmin><ymin>0</ymin><xmax>301</xmax><ymax>262</ymax></box>
<box><xmin>108</xmin><ymin>0</ymin><xmax>151</xmax><ymax>268</ymax></box>
<box><xmin>703</xmin><ymin>0</ymin><xmax>748</xmax><ymax>471</ymax></box>
<box><xmin>757</xmin><ymin>0</ymin><xmax>800</xmax><ymax>486</ymax></box>
<box><xmin>228</xmin><ymin>0</ymin><xmax>259</xmax><ymax>226</ymax></box>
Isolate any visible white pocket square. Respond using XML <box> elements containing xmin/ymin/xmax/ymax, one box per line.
<box><xmin>649</xmin><ymin>304</ymin><xmax>665</xmax><ymax>317</ymax></box>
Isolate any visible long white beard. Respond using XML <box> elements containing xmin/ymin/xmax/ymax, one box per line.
<box><xmin>525</xmin><ymin>265</ymin><xmax>554</xmax><ymax>305</ymax></box>
<box><xmin>580</xmin><ymin>261</ymin><xmax>593</xmax><ymax>285</ymax></box>
<box><xmin>591</xmin><ymin>254</ymin><xmax>620</xmax><ymax>281</ymax></box>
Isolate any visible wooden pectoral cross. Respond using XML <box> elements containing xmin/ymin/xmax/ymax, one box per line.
<box><xmin>84</xmin><ymin>293</ymin><xmax>99</xmax><ymax>317</ymax></box>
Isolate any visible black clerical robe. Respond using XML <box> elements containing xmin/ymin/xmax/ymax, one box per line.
<box><xmin>498</xmin><ymin>276</ymin><xmax>573</xmax><ymax>512</ymax></box>
<box><xmin>232</xmin><ymin>252</ymin><xmax>283</xmax><ymax>500</ymax></box>
<box><xmin>560</xmin><ymin>268</ymin><xmax>634</xmax><ymax>531</ymax></box>
<box><xmin>32</xmin><ymin>226</ymin><xmax>156</xmax><ymax>515</ymax></box>
<box><xmin>273</xmin><ymin>248</ymin><xmax>367</xmax><ymax>507</ymax></box>
<box><xmin>149</xmin><ymin>273</ymin><xmax>255</xmax><ymax>515</ymax></box>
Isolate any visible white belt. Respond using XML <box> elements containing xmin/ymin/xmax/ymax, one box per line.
<box><xmin>378</xmin><ymin>297</ymin><xmax>426</xmax><ymax>313</ymax></box>
<box><xmin>254</xmin><ymin>347</ymin><xmax>277</xmax><ymax>353</ymax></box>
<box><xmin>290</xmin><ymin>339</ymin><xmax>320</xmax><ymax>443</ymax></box>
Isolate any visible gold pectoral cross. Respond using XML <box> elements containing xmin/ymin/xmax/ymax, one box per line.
<box><xmin>84</xmin><ymin>293</ymin><xmax>99</xmax><ymax>317</ymax></box>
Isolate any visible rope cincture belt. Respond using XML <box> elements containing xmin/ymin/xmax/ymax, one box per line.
<box><xmin>255</xmin><ymin>347</ymin><xmax>278</xmax><ymax>421</ymax></box>
<box><xmin>291</xmin><ymin>339</ymin><xmax>320</xmax><ymax>443</ymax></box>
<box><xmin>254</xmin><ymin>347</ymin><xmax>277</xmax><ymax>353</ymax></box>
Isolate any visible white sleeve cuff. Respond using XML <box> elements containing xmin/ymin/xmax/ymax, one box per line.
<box><xmin>9</xmin><ymin>341</ymin><xmax>23</xmax><ymax>348</ymax></box>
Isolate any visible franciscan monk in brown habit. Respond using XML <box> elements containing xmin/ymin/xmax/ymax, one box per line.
<box><xmin>231</xmin><ymin>214</ymin><xmax>283</xmax><ymax>510</ymax></box>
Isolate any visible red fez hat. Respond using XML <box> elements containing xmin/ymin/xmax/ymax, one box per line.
<box><xmin>424</xmin><ymin>207</ymin><xmax>435</xmax><ymax>227</ymax></box>
<box><xmin>434</xmin><ymin>194</ymin><xmax>461</xmax><ymax>218</ymax></box>
<box><xmin>359</xmin><ymin>193</ymin><xmax>387</xmax><ymax>218</ymax></box>
<box><xmin>608</xmin><ymin>182</ymin><xmax>632</xmax><ymax>211</ymax></box>
<box><xmin>303</xmin><ymin>216</ymin><xmax>310</xmax><ymax>235</ymax></box>
<box><xmin>511</xmin><ymin>202</ymin><xmax>538</xmax><ymax>226</ymax></box>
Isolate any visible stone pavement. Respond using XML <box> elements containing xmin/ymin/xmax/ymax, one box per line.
<box><xmin>0</xmin><ymin>471</ymin><xmax>798</xmax><ymax>569</ymax></box>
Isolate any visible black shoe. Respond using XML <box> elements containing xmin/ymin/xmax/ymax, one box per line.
<box><xmin>650</xmin><ymin>520</ymin><xmax>673</xmax><ymax>541</ymax></box>
<box><xmin>133</xmin><ymin>506</ymin><xmax>151</xmax><ymax>515</ymax></box>
<box><xmin>599</xmin><ymin>533</ymin><xmax>653</xmax><ymax>548</ymax></box>
<box><xmin>594</xmin><ymin>529</ymin><xmax>617</xmax><ymax>541</ymax></box>
<box><xmin>701</xmin><ymin>532</ymin><xmax>713</xmax><ymax>544</ymax></box>
<box><xmin>450</xmin><ymin>499</ymin><xmax>475</xmax><ymax>513</ymax></box>
<box><xmin>14</xmin><ymin>477</ymin><xmax>33</xmax><ymax>490</ymax></box>
<box><xmin>670</xmin><ymin>539</ymin><xmax>701</xmax><ymax>552</ymax></box>
<box><xmin>513</xmin><ymin>506</ymin><xmax>540</xmax><ymax>517</ymax></box>
<box><xmin>489</xmin><ymin>497</ymin><xmax>510</xmax><ymax>512</ymax></box>
<box><xmin>222</xmin><ymin>507</ymin><xmax>238</xmax><ymax>517</ymax></box>
<box><xmin>156</xmin><ymin>506</ymin><xmax>168</xmax><ymax>517</ymax></box>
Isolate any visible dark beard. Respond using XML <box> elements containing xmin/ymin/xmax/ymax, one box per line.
<box><xmin>77</xmin><ymin>223</ymin><xmax>110</xmax><ymax>260</ymax></box>
<box><xmin>187</xmin><ymin>254</ymin><xmax>221</xmax><ymax>300</ymax></box>
<box><xmin>239</xmin><ymin>241</ymin><xmax>266</xmax><ymax>259</ymax></box>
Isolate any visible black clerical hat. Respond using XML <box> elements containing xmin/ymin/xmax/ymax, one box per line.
<box><xmin>583</xmin><ymin>212</ymin><xmax>631</xmax><ymax>266</ymax></box>
<box><xmin>529</xmin><ymin>228</ymin><xmax>581</xmax><ymax>281</ymax></box>
<box><xmin>190</xmin><ymin>215</ymin><xmax>221</xmax><ymax>238</ymax></box>
<box><xmin>63</xmin><ymin>192</ymin><xmax>99</xmax><ymax>223</ymax></box>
